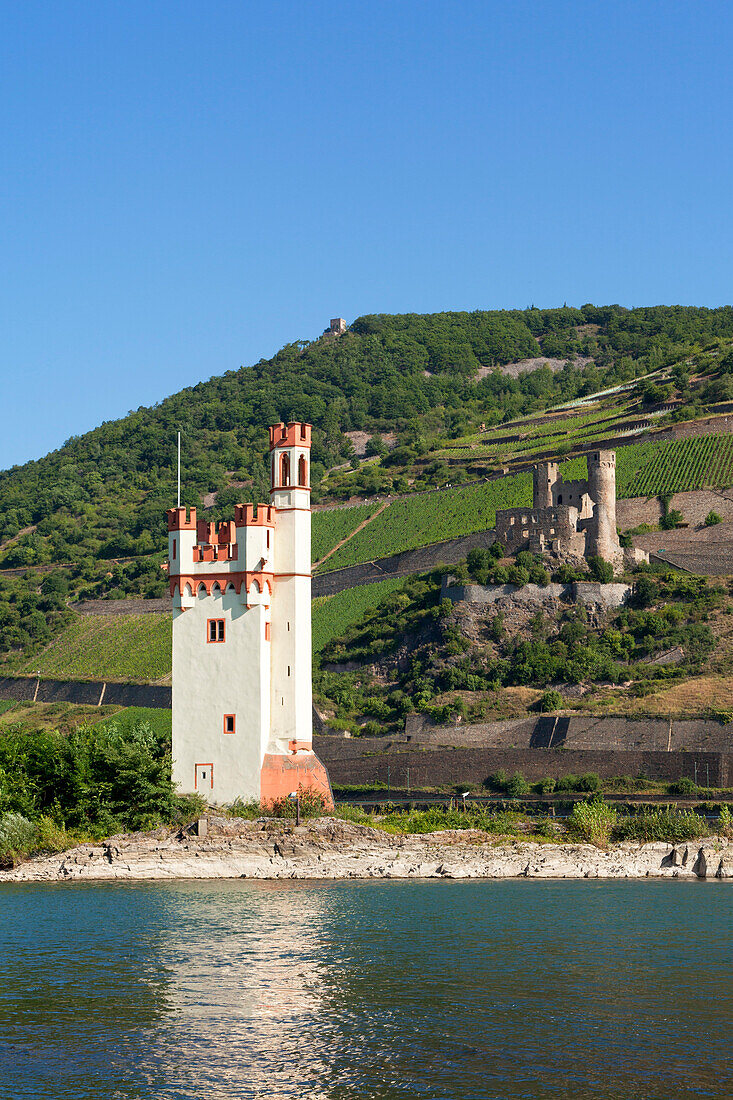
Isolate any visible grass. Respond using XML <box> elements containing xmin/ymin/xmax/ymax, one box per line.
<box><xmin>312</xmin><ymin>577</ymin><xmax>405</xmax><ymax>655</ymax></box>
<box><xmin>95</xmin><ymin>705</ymin><xmax>172</xmax><ymax>739</ymax></box>
<box><xmin>17</xmin><ymin>614</ymin><xmax>172</xmax><ymax>683</ymax></box>
<box><xmin>0</xmin><ymin>701</ymin><xmax>124</xmax><ymax>730</ymax></box>
<box><xmin>312</xmin><ymin>503</ymin><xmax>381</xmax><ymax>563</ymax></box>
<box><xmin>320</xmin><ymin>474</ymin><xmax>533</xmax><ymax>571</ymax></box>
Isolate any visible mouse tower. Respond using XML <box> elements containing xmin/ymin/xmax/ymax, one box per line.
<box><xmin>167</xmin><ymin>422</ymin><xmax>332</xmax><ymax>808</ymax></box>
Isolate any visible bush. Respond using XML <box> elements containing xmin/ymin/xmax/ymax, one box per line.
<box><xmin>660</xmin><ymin>508</ymin><xmax>683</xmax><ymax>530</ymax></box>
<box><xmin>506</xmin><ymin>772</ymin><xmax>530</xmax><ymax>797</ymax></box>
<box><xmin>0</xmin><ymin>812</ymin><xmax>36</xmax><ymax>859</ymax></box>
<box><xmin>632</xmin><ymin>574</ymin><xmax>658</xmax><ymax>608</ymax></box>
<box><xmin>536</xmin><ymin>777</ymin><xmax>556</xmax><ymax>795</ymax></box>
<box><xmin>613</xmin><ymin>807</ymin><xmax>707</xmax><ymax>842</ymax></box>
<box><xmin>264</xmin><ymin>787</ymin><xmax>330</xmax><ymax>819</ymax></box>
<box><xmin>538</xmin><ymin>689</ymin><xmax>563</xmax><ymax>713</ymax></box>
<box><xmin>588</xmin><ymin>556</ymin><xmax>614</xmax><ymax>583</ymax></box>
<box><xmin>704</xmin><ymin>511</ymin><xmax>722</xmax><ymax>526</ymax></box>
<box><xmin>556</xmin><ymin>774</ymin><xmax>580</xmax><ymax>792</ymax></box>
<box><xmin>528</xmin><ymin>564</ymin><xmax>550</xmax><ymax>586</ymax></box>
<box><xmin>669</xmin><ymin>776</ymin><xmax>697</xmax><ymax>796</ymax></box>
<box><xmin>485</xmin><ymin>770</ymin><xmax>508</xmax><ymax>792</ymax></box>
<box><xmin>569</xmin><ymin>800</ymin><xmax>617</xmax><ymax>846</ymax></box>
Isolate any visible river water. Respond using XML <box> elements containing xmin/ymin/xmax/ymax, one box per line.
<box><xmin>0</xmin><ymin>879</ymin><xmax>730</xmax><ymax>1100</ymax></box>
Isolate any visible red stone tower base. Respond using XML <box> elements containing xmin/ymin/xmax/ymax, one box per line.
<box><xmin>260</xmin><ymin>747</ymin><xmax>334</xmax><ymax>808</ymax></box>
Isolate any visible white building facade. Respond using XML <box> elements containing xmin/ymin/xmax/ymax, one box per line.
<box><xmin>167</xmin><ymin>422</ymin><xmax>332</xmax><ymax>806</ymax></box>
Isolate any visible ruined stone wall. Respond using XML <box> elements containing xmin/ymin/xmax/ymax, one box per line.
<box><xmin>495</xmin><ymin>505</ymin><xmax>580</xmax><ymax>555</ymax></box>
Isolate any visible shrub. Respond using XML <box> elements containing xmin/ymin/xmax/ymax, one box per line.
<box><xmin>528</xmin><ymin>564</ymin><xmax>550</xmax><ymax>586</ymax></box>
<box><xmin>538</xmin><ymin>689</ymin><xmax>563</xmax><ymax>713</ymax></box>
<box><xmin>485</xmin><ymin>770</ymin><xmax>508</xmax><ymax>792</ymax></box>
<box><xmin>264</xmin><ymin>787</ymin><xmax>330</xmax><ymax>820</ymax></box>
<box><xmin>660</xmin><ymin>508</ymin><xmax>683</xmax><ymax>530</ymax></box>
<box><xmin>613</xmin><ymin>807</ymin><xmax>707</xmax><ymax>842</ymax></box>
<box><xmin>633</xmin><ymin>574</ymin><xmax>658</xmax><ymax>608</ymax></box>
<box><xmin>0</xmin><ymin>812</ymin><xmax>36</xmax><ymax>859</ymax></box>
<box><xmin>588</xmin><ymin>556</ymin><xmax>614</xmax><ymax>583</ymax></box>
<box><xmin>536</xmin><ymin>777</ymin><xmax>556</xmax><ymax>795</ymax></box>
<box><xmin>34</xmin><ymin>816</ymin><xmax>71</xmax><ymax>854</ymax></box>
<box><xmin>704</xmin><ymin>511</ymin><xmax>722</xmax><ymax>526</ymax></box>
<box><xmin>718</xmin><ymin>804</ymin><xmax>732</xmax><ymax>836</ymax></box>
<box><xmin>506</xmin><ymin>772</ymin><xmax>531</xmax><ymax>798</ymax></box>
<box><xmin>577</xmin><ymin>772</ymin><xmax>603</xmax><ymax>793</ymax></box>
<box><xmin>569</xmin><ymin>800</ymin><xmax>617</xmax><ymax>846</ymax></box>
<box><xmin>669</xmin><ymin>776</ymin><xmax>696</xmax><ymax>796</ymax></box>
<box><xmin>556</xmin><ymin>774</ymin><xmax>580</xmax><ymax>792</ymax></box>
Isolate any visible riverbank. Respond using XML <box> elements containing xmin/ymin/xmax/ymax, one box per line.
<box><xmin>3</xmin><ymin>817</ymin><xmax>732</xmax><ymax>882</ymax></box>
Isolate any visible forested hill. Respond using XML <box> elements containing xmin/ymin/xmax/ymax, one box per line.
<box><xmin>1</xmin><ymin>303</ymin><xmax>733</xmax><ymax>656</ymax></box>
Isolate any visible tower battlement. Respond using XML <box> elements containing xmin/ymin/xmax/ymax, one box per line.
<box><xmin>167</xmin><ymin>506</ymin><xmax>197</xmax><ymax>532</ymax></box>
<box><xmin>169</xmin><ymin>422</ymin><xmax>331</xmax><ymax>809</ymax></box>
<box><xmin>234</xmin><ymin>503</ymin><xmax>276</xmax><ymax>527</ymax></box>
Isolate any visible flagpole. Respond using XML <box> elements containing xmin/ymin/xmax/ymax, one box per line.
<box><xmin>177</xmin><ymin>432</ymin><xmax>181</xmax><ymax>508</ymax></box>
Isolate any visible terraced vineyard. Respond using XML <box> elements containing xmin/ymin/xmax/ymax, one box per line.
<box><xmin>318</xmin><ymin>474</ymin><xmax>533</xmax><ymax>572</ymax></box>
<box><xmin>622</xmin><ymin>434</ymin><xmax>733</xmax><ymax>498</ymax></box>
<box><xmin>311</xmin><ymin>502</ymin><xmax>381</xmax><ymax>563</ymax></box>
<box><xmin>312</xmin><ymin>577</ymin><xmax>404</xmax><ymax>656</ymax></box>
<box><xmin>18</xmin><ymin>615</ymin><xmax>172</xmax><ymax>682</ymax></box>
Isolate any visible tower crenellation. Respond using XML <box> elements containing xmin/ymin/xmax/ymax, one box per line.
<box><xmin>167</xmin><ymin>422</ymin><xmax>332</xmax><ymax>807</ymax></box>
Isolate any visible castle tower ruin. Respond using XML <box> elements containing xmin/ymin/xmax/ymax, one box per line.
<box><xmin>495</xmin><ymin>448</ymin><xmax>646</xmax><ymax>570</ymax></box>
<box><xmin>533</xmin><ymin>461</ymin><xmax>558</xmax><ymax>510</ymax></box>
<box><xmin>585</xmin><ymin>449</ymin><xmax>619</xmax><ymax>562</ymax></box>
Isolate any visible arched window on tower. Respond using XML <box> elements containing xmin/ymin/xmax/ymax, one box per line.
<box><xmin>280</xmin><ymin>453</ymin><xmax>290</xmax><ymax>486</ymax></box>
<box><xmin>298</xmin><ymin>454</ymin><xmax>307</xmax><ymax>486</ymax></box>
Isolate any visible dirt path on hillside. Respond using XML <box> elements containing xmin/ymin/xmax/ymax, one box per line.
<box><xmin>312</xmin><ymin>501</ymin><xmax>391</xmax><ymax>569</ymax></box>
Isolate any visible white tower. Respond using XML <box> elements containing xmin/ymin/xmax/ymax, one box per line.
<box><xmin>168</xmin><ymin>422</ymin><xmax>332</xmax><ymax>807</ymax></box>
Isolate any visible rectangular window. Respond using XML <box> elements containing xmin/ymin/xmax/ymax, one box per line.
<box><xmin>287</xmin><ymin>665</ymin><xmax>291</xmax><ymax>677</ymax></box>
<box><xmin>265</xmin><ymin>622</ymin><xmax>271</xmax><ymax>641</ymax></box>
<box><xmin>172</xmin><ymin>539</ymin><xmax>176</xmax><ymax>558</ymax></box>
<box><xmin>223</xmin><ymin>714</ymin><xmax>235</xmax><ymax>735</ymax></box>
<box><xmin>266</xmin><ymin>529</ymin><xmax>270</xmax><ymax>549</ymax></box>
<box><xmin>207</xmin><ymin>619</ymin><xmax>225</xmax><ymax>643</ymax></box>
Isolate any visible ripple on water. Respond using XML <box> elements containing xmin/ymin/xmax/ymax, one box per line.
<box><xmin>0</xmin><ymin>879</ymin><xmax>730</xmax><ymax>1100</ymax></box>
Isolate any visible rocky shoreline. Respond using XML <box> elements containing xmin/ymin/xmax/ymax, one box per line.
<box><xmin>3</xmin><ymin>817</ymin><xmax>733</xmax><ymax>883</ymax></box>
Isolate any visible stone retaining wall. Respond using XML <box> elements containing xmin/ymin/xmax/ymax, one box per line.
<box><xmin>313</xmin><ymin>738</ymin><xmax>732</xmax><ymax>789</ymax></box>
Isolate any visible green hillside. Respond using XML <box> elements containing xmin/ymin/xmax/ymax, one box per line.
<box><xmin>2</xmin><ymin>304</ymin><xmax>733</xmax><ymax>667</ymax></box>
<box><xmin>18</xmin><ymin>615</ymin><xmax>172</xmax><ymax>682</ymax></box>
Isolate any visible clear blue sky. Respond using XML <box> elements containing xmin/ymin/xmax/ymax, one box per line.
<box><xmin>2</xmin><ymin>1</ymin><xmax>733</xmax><ymax>469</ymax></box>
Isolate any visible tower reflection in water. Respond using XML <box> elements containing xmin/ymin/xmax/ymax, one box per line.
<box><xmin>145</xmin><ymin>880</ymin><xmax>337</xmax><ymax>1099</ymax></box>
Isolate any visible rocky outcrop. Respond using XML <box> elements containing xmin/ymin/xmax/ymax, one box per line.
<box><xmin>3</xmin><ymin>818</ymin><xmax>732</xmax><ymax>883</ymax></box>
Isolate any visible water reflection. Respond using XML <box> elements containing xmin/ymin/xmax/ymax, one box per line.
<box><xmin>145</xmin><ymin>881</ymin><xmax>334</xmax><ymax>1099</ymax></box>
<box><xmin>0</xmin><ymin>879</ymin><xmax>731</xmax><ymax>1100</ymax></box>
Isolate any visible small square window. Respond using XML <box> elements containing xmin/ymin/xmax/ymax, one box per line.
<box><xmin>265</xmin><ymin>622</ymin><xmax>271</xmax><ymax>641</ymax></box>
<box><xmin>223</xmin><ymin>714</ymin><xmax>235</xmax><ymax>735</ymax></box>
<box><xmin>207</xmin><ymin>619</ymin><xmax>225</xmax><ymax>643</ymax></box>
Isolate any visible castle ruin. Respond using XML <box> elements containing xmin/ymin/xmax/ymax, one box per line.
<box><xmin>495</xmin><ymin>449</ymin><xmax>647</xmax><ymax>570</ymax></box>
